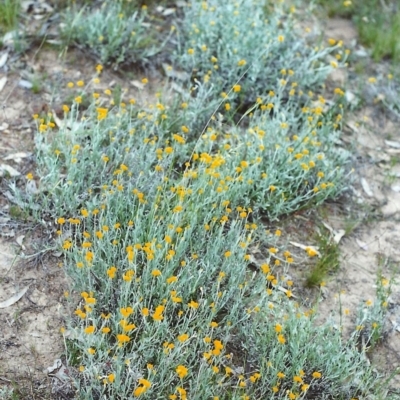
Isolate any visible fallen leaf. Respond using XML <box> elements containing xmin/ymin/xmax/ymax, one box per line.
<box><xmin>45</xmin><ymin>359</ymin><xmax>62</xmax><ymax>374</ymax></box>
<box><xmin>130</xmin><ymin>80</ymin><xmax>145</xmax><ymax>90</ymax></box>
<box><xmin>344</xmin><ymin>90</ymin><xmax>357</xmax><ymax>105</ymax></box>
<box><xmin>0</xmin><ymin>122</ymin><xmax>9</xmax><ymax>131</ymax></box>
<box><xmin>0</xmin><ymin>164</ymin><xmax>21</xmax><ymax>177</ymax></box>
<box><xmin>385</xmin><ymin>140</ymin><xmax>400</xmax><ymax>149</ymax></box>
<box><xmin>0</xmin><ymin>285</ymin><xmax>30</xmax><ymax>308</ymax></box>
<box><xmin>333</xmin><ymin>229</ymin><xmax>346</xmax><ymax>244</ymax></box>
<box><xmin>321</xmin><ymin>221</ymin><xmax>334</xmax><ymax>233</ymax></box>
<box><xmin>26</xmin><ymin>179</ymin><xmax>39</xmax><ymax>195</ymax></box>
<box><xmin>3</xmin><ymin>30</ymin><xmax>21</xmax><ymax>45</ymax></box>
<box><xmin>391</xmin><ymin>184</ymin><xmax>400</xmax><ymax>193</ymax></box>
<box><xmin>321</xmin><ymin>222</ymin><xmax>345</xmax><ymax>243</ymax></box>
<box><xmin>162</xmin><ymin>63</ymin><xmax>190</xmax><ymax>81</ymax></box>
<box><xmin>345</xmin><ymin>121</ymin><xmax>360</xmax><ymax>134</ymax></box>
<box><xmin>1</xmin><ymin>230</ymin><xmax>15</xmax><ymax>238</ymax></box>
<box><xmin>277</xmin><ymin>286</ymin><xmax>297</xmax><ymax>298</ymax></box>
<box><xmin>386</xmin><ymin>148</ymin><xmax>400</xmax><ymax>155</ymax></box>
<box><xmin>16</xmin><ymin>235</ymin><xmax>25</xmax><ymax>250</ymax></box>
<box><xmin>3</xmin><ymin>152</ymin><xmax>32</xmax><ymax>163</ymax></box>
<box><xmin>51</xmin><ymin>109</ymin><xmax>64</xmax><ymax>128</ymax></box>
<box><xmin>0</xmin><ymin>52</ymin><xmax>8</xmax><ymax>68</ymax></box>
<box><xmin>360</xmin><ymin>178</ymin><xmax>373</xmax><ymax>197</ymax></box>
<box><xmin>0</xmin><ymin>76</ymin><xmax>7</xmax><ymax>92</ymax></box>
<box><xmin>171</xmin><ymin>81</ymin><xmax>186</xmax><ymax>95</ymax></box>
<box><xmin>355</xmin><ymin>238</ymin><xmax>368</xmax><ymax>250</ymax></box>
<box><xmin>18</xmin><ymin>79</ymin><xmax>33</xmax><ymax>89</ymax></box>
<box><xmin>162</xmin><ymin>7</ymin><xmax>176</xmax><ymax>16</ymax></box>
<box><xmin>290</xmin><ymin>241</ymin><xmax>321</xmax><ymax>257</ymax></box>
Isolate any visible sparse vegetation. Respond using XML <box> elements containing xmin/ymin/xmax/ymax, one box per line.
<box><xmin>306</xmin><ymin>229</ymin><xmax>340</xmax><ymax>287</ymax></box>
<box><xmin>0</xmin><ymin>0</ymin><xmax>20</xmax><ymax>34</ymax></box>
<box><xmin>317</xmin><ymin>0</ymin><xmax>400</xmax><ymax>61</ymax></box>
<box><xmin>1</xmin><ymin>0</ymin><xmax>399</xmax><ymax>399</ymax></box>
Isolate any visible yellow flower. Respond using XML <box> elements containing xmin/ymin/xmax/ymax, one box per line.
<box><xmin>85</xmin><ymin>295</ymin><xmax>96</xmax><ymax>304</ymax></box>
<box><xmin>85</xmin><ymin>251</ymin><xmax>94</xmax><ymax>263</ymax></box>
<box><xmin>120</xmin><ymin>307</ymin><xmax>133</xmax><ymax>318</ymax></box>
<box><xmin>133</xmin><ymin>383</ymin><xmax>149</xmax><ymax>397</ymax></box>
<box><xmin>188</xmin><ymin>300</ymin><xmax>199</xmax><ymax>309</ymax></box>
<box><xmin>305</xmin><ymin>247</ymin><xmax>318</xmax><ymax>257</ymax></box>
<box><xmin>173</xmin><ymin>205</ymin><xmax>182</xmax><ymax>213</ymax></box>
<box><xmin>39</xmin><ymin>124</ymin><xmax>47</xmax><ymax>132</ymax></box>
<box><xmin>172</xmin><ymin>134</ymin><xmax>185</xmax><ymax>144</ymax></box>
<box><xmin>26</xmin><ymin>173</ymin><xmax>34</xmax><ymax>180</ymax></box>
<box><xmin>151</xmin><ymin>269</ymin><xmax>162</xmax><ymax>277</ymax></box>
<box><xmin>176</xmin><ymin>365</ymin><xmax>188</xmax><ymax>379</ymax></box>
<box><xmin>84</xmin><ymin>325</ymin><xmax>95</xmax><ymax>334</ymax></box>
<box><xmin>142</xmin><ymin>78</ymin><xmax>148</xmax><ymax>84</ymax></box>
<box><xmin>123</xmin><ymin>270</ymin><xmax>135</xmax><ymax>281</ymax></box>
<box><xmin>212</xmin><ymin>339</ymin><xmax>223</xmax><ymax>355</ymax></box>
<box><xmin>233</xmin><ymin>84</ymin><xmax>241</xmax><ymax>92</ymax></box>
<box><xmin>312</xmin><ymin>371</ymin><xmax>321</xmax><ymax>379</ymax></box>
<box><xmin>178</xmin><ymin>333</ymin><xmax>189</xmax><ymax>342</ymax></box>
<box><xmin>87</xmin><ymin>348</ymin><xmax>96</xmax><ymax>355</ymax></box>
<box><xmin>166</xmin><ymin>276</ymin><xmax>178</xmax><ymax>284</ymax></box>
<box><xmin>117</xmin><ymin>334</ymin><xmax>130</xmax><ymax>344</ymax></box>
<box><xmin>152</xmin><ymin>305</ymin><xmax>165</xmax><ymax>321</ymax></box>
<box><xmin>187</xmin><ymin>48</ymin><xmax>194</xmax><ymax>55</ymax></box>
<box><xmin>75</xmin><ymin>96</ymin><xmax>82</xmax><ymax>104</ymax></box>
<box><xmin>96</xmin><ymin>107</ymin><xmax>108</xmax><ymax>121</ymax></box>
<box><xmin>141</xmin><ymin>308</ymin><xmax>149</xmax><ymax>316</ymax></box>
<box><xmin>102</xmin><ymin>327</ymin><xmax>111</xmax><ymax>334</ymax></box>
<box><xmin>237</xmin><ymin>59</ymin><xmax>246</xmax><ymax>66</ymax></box>
<box><xmin>107</xmin><ymin>266</ymin><xmax>117</xmax><ymax>279</ymax></box>
<box><xmin>293</xmin><ymin>375</ymin><xmax>303</xmax><ymax>383</ymax></box>
<box><xmin>63</xmin><ymin>240</ymin><xmax>72</xmax><ymax>250</ymax></box>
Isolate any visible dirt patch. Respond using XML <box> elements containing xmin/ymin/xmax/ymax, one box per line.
<box><xmin>0</xmin><ymin>238</ymin><xmax>67</xmax><ymax>387</ymax></box>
